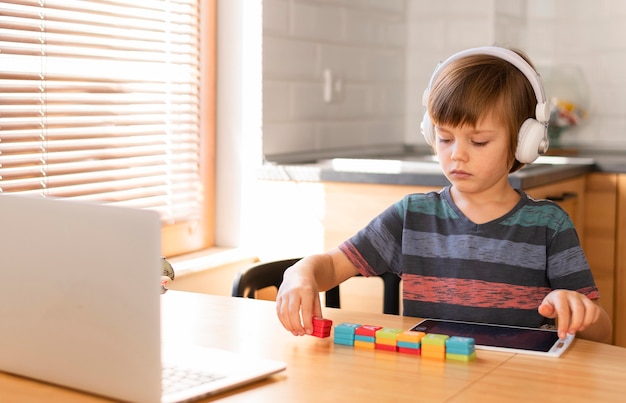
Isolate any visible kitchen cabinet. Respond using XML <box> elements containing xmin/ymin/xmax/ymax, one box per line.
<box><xmin>576</xmin><ymin>173</ymin><xmax>626</xmax><ymax>347</ymax></box>
<box><xmin>615</xmin><ymin>174</ymin><xmax>626</xmax><ymax>347</ymax></box>
<box><xmin>583</xmin><ymin>173</ymin><xmax>618</xmax><ymax>342</ymax></box>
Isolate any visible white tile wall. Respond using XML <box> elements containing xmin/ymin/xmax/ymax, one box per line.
<box><xmin>524</xmin><ymin>0</ymin><xmax>626</xmax><ymax>149</ymax></box>
<box><xmin>404</xmin><ymin>0</ymin><xmax>495</xmax><ymax>145</ymax></box>
<box><xmin>264</xmin><ymin>0</ymin><xmax>626</xmax><ymax>162</ymax></box>
<box><xmin>263</xmin><ymin>0</ymin><xmax>408</xmax><ymax>161</ymax></box>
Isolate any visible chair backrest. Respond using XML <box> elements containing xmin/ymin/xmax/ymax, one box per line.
<box><xmin>231</xmin><ymin>258</ymin><xmax>340</xmax><ymax>308</ymax></box>
<box><xmin>376</xmin><ymin>271</ymin><xmax>401</xmax><ymax>315</ymax></box>
<box><xmin>231</xmin><ymin>258</ymin><xmax>400</xmax><ymax>314</ymax></box>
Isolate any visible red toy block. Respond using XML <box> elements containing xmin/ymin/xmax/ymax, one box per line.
<box><xmin>355</xmin><ymin>325</ymin><xmax>383</xmax><ymax>337</ymax></box>
<box><xmin>312</xmin><ymin>317</ymin><xmax>333</xmax><ymax>329</ymax></box>
<box><xmin>398</xmin><ymin>347</ymin><xmax>421</xmax><ymax>356</ymax></box>
<box><xmin>311</xmin><ymin>316</ymin><xmax>333</xmax><ymax>338</ymax></box>
<box><xmin>375</xmin><ymin>343</ymin><xmax>398</xmax><ymax>352</ymax></box>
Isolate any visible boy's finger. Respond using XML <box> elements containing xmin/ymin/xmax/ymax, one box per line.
<box><xmin>301</xmin><ymin>295</ymin><xmax>322</xmax><ymax>335</ymax></box>
<box><xmin>538</xmin><ymin>302</ymin><xmax>555</xmax><ymax>318</ymax></box>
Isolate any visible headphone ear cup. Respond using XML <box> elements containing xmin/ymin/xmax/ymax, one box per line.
<box><xmin>516</xmin><ymin>119</ymin><xmax>547</xmax><ymax>164</ymax></box>
<box><xmin>421</xmin><ymin>112</ymin><xmax>436</xmax><ymax>147</ymax></box>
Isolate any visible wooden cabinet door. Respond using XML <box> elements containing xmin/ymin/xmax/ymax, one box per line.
<box><xmin>615</xmin><ymin>175</ymin><xmax>626</xmax><ymax>347</ymax></box>
<box><xmin>584</xmin><ymin>173</ymin><xmax>618</xmax><ymax>338</ymax></box>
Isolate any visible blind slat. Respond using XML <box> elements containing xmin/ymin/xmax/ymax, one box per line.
<box><xmin>0</xmin><ymin>0</ymin><xmax>203</xmax><ymax>225</ymax></box>
<box><xmin>0</xmin><ymin>0</ymin><xmax>198</xmax><ymax>26</ymax></box>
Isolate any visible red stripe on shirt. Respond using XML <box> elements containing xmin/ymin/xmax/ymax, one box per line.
<box><xmin>403</xmin><ymin>274</ymin><xmax>551</xmax><ymax>309</ymax></box>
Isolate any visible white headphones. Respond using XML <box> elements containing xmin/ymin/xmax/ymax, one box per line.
<box><xmin>420</xmin><ymin>46</ymin><xmax>550</xmax><ymax>164</ymax></box>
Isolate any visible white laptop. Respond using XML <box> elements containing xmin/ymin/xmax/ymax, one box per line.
<box><xmin>0</xmin><ymin>194</ymin><xmax>286</xmax><ymax>403</ymax></box>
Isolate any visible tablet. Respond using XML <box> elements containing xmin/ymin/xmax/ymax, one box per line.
<box><xmin>410</xmin><ymin>318</ymin><xmax>574</xmax><ymax>357</ymax></box>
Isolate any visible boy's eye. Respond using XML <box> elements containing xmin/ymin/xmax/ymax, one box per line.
<box><xmin>437</xmin><ymin>137</ymin><xmax>452</xmax><ymax>143</ymax></box>
<box><xmin>472</xmin><ymin>141</ymin><xmax>488</xmax><ymax>147</ymax></box>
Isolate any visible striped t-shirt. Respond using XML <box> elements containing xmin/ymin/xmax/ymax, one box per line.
<box><xmin>339</xmin><ymin>186</ymin><xmax>599</xmax><ymax>328</ymax></box>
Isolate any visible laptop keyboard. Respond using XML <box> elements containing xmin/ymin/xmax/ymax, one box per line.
<box><xmin>162</xmin><ymin>364</ymin><xmax>225</xmax><ymax>394</ymax></box>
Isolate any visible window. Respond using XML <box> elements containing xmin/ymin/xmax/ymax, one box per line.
<box><xmin>0</xmin><ymin>0</ymin><xmax>216</xmax><ymax>256</ymax></box>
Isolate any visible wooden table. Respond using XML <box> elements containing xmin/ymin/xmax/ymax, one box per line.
<box><xmin>2</xmin><ymin>290</ymin><xmax>626</xmax><ymax>402</ymax></box>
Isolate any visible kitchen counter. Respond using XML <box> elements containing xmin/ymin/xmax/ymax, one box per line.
<box><xmin>258</xmin><ymin>147</ymin><xmax>626</xmax><ymax>189</ymax></box>
<box><xmin>316</xmin><ymin>155</ymin><xmax>596</xmax><ymax>189</ymax></box>
<box><xmin>577</xmin><ymin>150</ymin><xmax>626</xmax><ymax>173</ymax></box>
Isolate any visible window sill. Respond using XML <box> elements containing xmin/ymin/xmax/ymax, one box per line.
<box><xmin>167</xmin><ymin>247</ymin><xmax>258</xmax><ymax>279</ymax></box>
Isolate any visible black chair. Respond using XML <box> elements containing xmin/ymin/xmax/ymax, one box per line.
<box><xmin>375</xmin><ymin>271</ymin><xmax>402</xmax><ymax>315</ymax></box>
<box><xmin>231</xmin><ymin>258</ymin><xmax>401</xmax><ymax>314</ymax></box>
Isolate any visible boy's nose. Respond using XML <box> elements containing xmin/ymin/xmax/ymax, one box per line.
<box><xmin>450</xmin><ymin>142</ymin><xmax>468</xmax><ymax>161</ymax></box>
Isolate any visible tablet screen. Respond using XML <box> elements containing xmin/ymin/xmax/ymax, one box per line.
<box><xmin>410</xmin><ymin>319</ymin><xmax>561</xmax><ymax>353</ymax></box>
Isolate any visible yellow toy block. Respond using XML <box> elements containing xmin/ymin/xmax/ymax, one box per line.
<box><xmin>446</xmin><ymin>351</ymin><xmax>477</xmax><ymax>362</ymax></box>
<box><xmin>396</xmin><ymin>330</ymin><xmax>426</xmax><ymax>343</ymax></box>
<box><xmin>422</xmin><ymin>333</ymin><xmax>449</xmax><ymax>346</ymax></box>
<box><xmin>354</xmin><ymin>340</ymin><xmax>375</xmax><ymax>350</ymax></box>
<box><xmin>375</xmin><ymin>328</ymin><xmax>403</xmax><ymax>340</ymax></box>
<box><xmin>396</xmin><ymin>330</ymin><xmax>425</xmax><ymax>344</ymax></box>
<box><xmin>422</xmin><ymin>345</ymin><xmax>446</xmax><ymax>360</ymax></box>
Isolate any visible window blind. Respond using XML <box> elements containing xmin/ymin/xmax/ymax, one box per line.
<box><xmin>0</xmin><ymin>0</ymin><xmax>204</xmax><ymax>226</ymax></box>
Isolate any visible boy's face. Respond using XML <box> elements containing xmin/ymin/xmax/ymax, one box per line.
<box><xmin>434</xmin><ymin>112</ymin><xmax>513</xmax><ymax>195</ymax></box>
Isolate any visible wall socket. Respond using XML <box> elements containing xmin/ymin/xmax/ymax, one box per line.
<box><xmin>323</xmin><ymin>68</ymin><xmax>344</xmax><ymax>103</ymax></box>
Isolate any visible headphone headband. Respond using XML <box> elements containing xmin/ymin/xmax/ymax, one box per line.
<box><xmin>420</xmin><ymin>46</ymin><xmax>550</xmax><ymax>163</ymax></box>
<box><xmin>422</xmin><ymin>46</ymin><xmax>550</xmax><ymax>123</ymax></box>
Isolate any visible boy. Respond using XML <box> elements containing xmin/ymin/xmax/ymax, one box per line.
<box><xmin>275</xmin><ymin>46</ymin><xmax>612</xmax><ymax>344</ymax></box>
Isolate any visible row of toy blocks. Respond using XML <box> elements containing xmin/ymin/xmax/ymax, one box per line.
<box><xmin>333</xmin><ymin>322</ymin><xmax>476</xmax><ymax>361</ymax></box>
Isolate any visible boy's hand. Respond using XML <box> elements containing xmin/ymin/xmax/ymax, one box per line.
<box><xmin>275</xmin><ymin>270</ymin><xmax>323</xmax><ymax>336</ymax></box>
<box><xmin>538</xmin><ymin>290</ymin><xmax>602</xmax><ymax>339</ymax></box>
